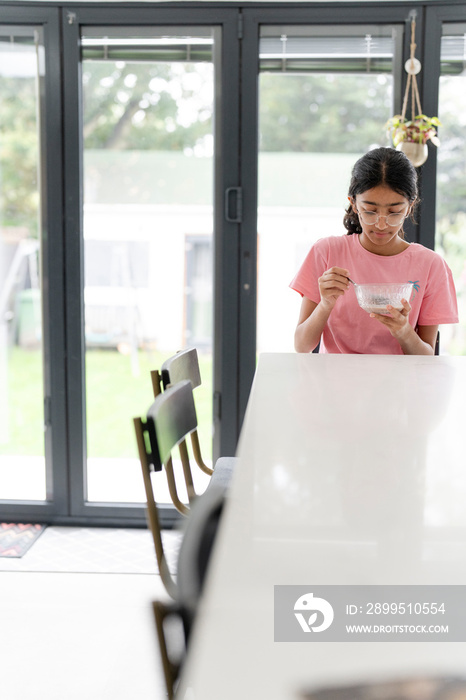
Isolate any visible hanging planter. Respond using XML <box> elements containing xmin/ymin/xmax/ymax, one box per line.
<box><xmin>396</xmin><ymin>141</ymin><xmax>429</xmax><ymax>167</ymax></box>
<box><xmin>385</xmin><ymin>13</ymin><xmax>441</xmax><ymax>167</ymax></box>
<box><xmin>387</xmin><ymin>112</ymin><xmax>441</xmax><ymax>166</ymax></box>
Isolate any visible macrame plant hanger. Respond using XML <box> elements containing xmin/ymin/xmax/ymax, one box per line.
<box><xmin>400</xmin><ymin>14</ymin><xmax>423</xmax><ymax>131</ymax></box>
<box><xmin>387</xmin><ymin>11</ymin><xmax>440</xmax><ymax>167</ymax></box>
<box><xmin>397</xmin><ymin>13</ymin><xmax>429</xmax><ymax>166</ymax></box>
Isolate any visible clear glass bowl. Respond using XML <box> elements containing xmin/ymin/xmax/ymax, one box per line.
<box><xmin>354</xmin><ymin>282</ymin><xmax>414</xmax><ymax>316</ymax></box>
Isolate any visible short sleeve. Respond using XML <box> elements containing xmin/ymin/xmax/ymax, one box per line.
<box><xmin>289</xmin><ymin>238</ymin><xmax>329</xmax><ymax>303</ymax></box>
<box><xmin>417</xmin><ymin>255</ymin><xmax>458</xmax><ymax>325</ymax></box>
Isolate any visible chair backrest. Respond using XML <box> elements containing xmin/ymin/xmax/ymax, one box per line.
<box><xmin>156</xmin><ymin>349</ymin><xmax>213</xmax><ymax>478</ymax></box>
<box><xmin>134</xmin><ymin>380</ymin><xmax>201</xmax><ymax>596</ymax></box>
<box><xmin>176</xmin><ymin>484</ymin><xmax>225</xmax><ymax>621</ymax></box>
<box><xmin>146</xmin><ymin>380</ymin><xmax>198</xmax><ymax>471</ymax></box>
<box><xmin>161</xmin><ymin>348</ymin><xmax>202</xmax><ymax>391</ymax></box>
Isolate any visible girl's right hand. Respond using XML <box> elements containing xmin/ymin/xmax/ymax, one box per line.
<box><xmin>318</xmin><ymin>267</ymin><xmax>350</xmax><ymax>309</ymax></box>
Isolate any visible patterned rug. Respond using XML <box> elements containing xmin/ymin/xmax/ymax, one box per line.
<box><xmin>0</xmin><ymin>526</ymin><xmax>181</xmax><ymax>572</ymax></box>
<box><xmin>0</xmin><ymin>523</ymin><xmax>47</xmax><ymax>558</ymax></box>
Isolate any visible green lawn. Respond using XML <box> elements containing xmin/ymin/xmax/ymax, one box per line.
<box><xmin>1</xmin><ymin>347</ymin><xmax>44</xmax><ymax>454</ymax></box>
<box><xmin>1</xmin><ymin>346</ymin><xmax>213</xmax><ymax>460</ymax></box>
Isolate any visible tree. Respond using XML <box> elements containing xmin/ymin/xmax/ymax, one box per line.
<box><xmin>1</xmin><ymin>60</ymin><xmax>215</xmax><ymax>235</ymax></box>
<box><xmin>259</xmin><ymin>72</ymin><xmax>393</xmax><ymax>153</ymax></box>
<box><xmin>0</xmin><ymin>76</ymin><xmax>39</xmax><ymax>236</ymax></box>
<box><xmin>82</xmin><ymin>61</ymin><xmax>213</xmax><ymax>152</ymax></box>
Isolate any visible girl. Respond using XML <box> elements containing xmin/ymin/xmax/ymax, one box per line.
<box><xmin>290</xmin><ymin>147</ymin><xmax>458</xmax><ymax>355</ymax></box>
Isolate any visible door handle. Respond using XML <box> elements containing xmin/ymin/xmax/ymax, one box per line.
<box><xmin>224</xmin><ymin>187</ymin><xmax>242</xmax><ymax>223</ymax></box>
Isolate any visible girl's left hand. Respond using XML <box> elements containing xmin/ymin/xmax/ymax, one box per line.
<box><xmin>369</xmin><ymin>298</ymin><xmax>411</xmax><ymax>337</ymax></box>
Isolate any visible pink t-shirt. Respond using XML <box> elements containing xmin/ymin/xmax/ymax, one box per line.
<box><xmin>290</xmin><ymin>234</ymin><xmax>459</xmax><ymax>354</ymax></box>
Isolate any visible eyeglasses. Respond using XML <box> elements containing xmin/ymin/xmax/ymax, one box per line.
<box><xmin>355</xmin><ymin>207</ymin><xmax>408</xmax><ymax>227</ymax></box>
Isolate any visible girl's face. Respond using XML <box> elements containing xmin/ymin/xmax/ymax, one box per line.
<box><xmin>350</xmin><ymin>185</ymin><xmax>411</xmax><ymax>256</ymax></box>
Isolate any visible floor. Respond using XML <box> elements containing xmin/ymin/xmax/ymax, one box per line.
<box><xmin>0</xmin><ymin>526</ymin><xmax>182</xmax><ymax>700</ymax></box>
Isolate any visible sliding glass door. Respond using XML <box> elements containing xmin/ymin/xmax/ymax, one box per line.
<box><xmin>0</xmin><ymin>26</ymin><xmax>47</xmax><ymax>501</ymax></box>
<box><xmin>81</xmin><ymin>26</ymin><xmax>217</xmax><ymax>505</ymax></box>
<box><xmin>63</xmin><ymin>7</ymin><xmax>240</xmax><ymax>523</ymax></box>
<box><xmin>0</xmin><ymin>7</ymin><xmax>67</xmax><ymax>521</ymax></box>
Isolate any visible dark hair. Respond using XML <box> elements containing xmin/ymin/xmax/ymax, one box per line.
<box><xmin>343</xmin><ymin>147</ymin><xmax>419</xmax><ymax>237</ymax></box>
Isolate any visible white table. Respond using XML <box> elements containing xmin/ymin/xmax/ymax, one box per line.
<box><xmin>177</xmin><ymin>354</ymin><xmax>466</xmax><ymax>700</ymax></box>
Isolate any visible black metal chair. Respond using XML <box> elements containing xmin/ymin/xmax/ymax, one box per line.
<box><xmin>133</xmin><ymin>380</ymin><xmax>231</xmax><ymax>589</ymax></box>
<box><xmin>133</xmin><ymin>383</ymin><xmax>226</xmax><ymax>698</ymax></box>
<box><xmin>157</xmin><ymin>347</ymin><xmax>214</xmax><ymax>476</ymax></box>
<box><xmin>149</xmin><ymin>348</ymin><xmax>236</xmax><ymax>511</ymax></box>
<box><xmin>152</xmin><ymin>484</ymin><xmax>224</xmax><ymax>697</ymax></box>
<box><xmin>151</xmin><ymin>347</ymin><xmax>201</xmax><ymax>395</ymax></box>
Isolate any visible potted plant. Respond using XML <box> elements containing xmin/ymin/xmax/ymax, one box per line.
<box><xmin>385</xmin><ymin>114</ymin><xmax>441</xmax><ymax>167</ymax></box>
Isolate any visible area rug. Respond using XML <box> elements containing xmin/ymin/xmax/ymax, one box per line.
<box><xmin>0</xmin><ymin>523</ymin><xmax>47</xmax><ymax>558</ymax></box>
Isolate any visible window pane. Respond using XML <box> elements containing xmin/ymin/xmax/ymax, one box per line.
<box><xmin>257</xmin><ymin>25</ymin><xmax>400</xmax><ymax>352</ymax></box>
<box><xmin>0</xmin><ymin>28</ymin><xmax>46</xmax><ymax>501</ymax></box>
<box><xmin>436</xmin><ymin>24</ymin><xmax>466</xmax><ymax>355</ymax></box>
<box><xmin>81</xmin><ymin>28</ymin><xmax>215</xmax><ymax>503</ymax></box>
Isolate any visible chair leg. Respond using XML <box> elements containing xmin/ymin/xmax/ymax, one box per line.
<box><xmin>178</xmin><ymin>440</ymin><xmax>197</xmax><ymax>502</ymax></box>
<box><xmin>165</xmin><ymin>457</ymin><xmax>190</xmax><ymax>516</ymax></box>
<box><xmin>153</xmin><ymin>601</ymin><xmax>186</xmax><ymax>700</ymax></box>
<box><xmin>190</xmin><ymin>431</ymin><xmax>214</xmax><ymax>476</ymax></box>
<box><xmin>133</xmin><ymin>418</ymin><xmax>177</xmax><ymax>598</ymax></box>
